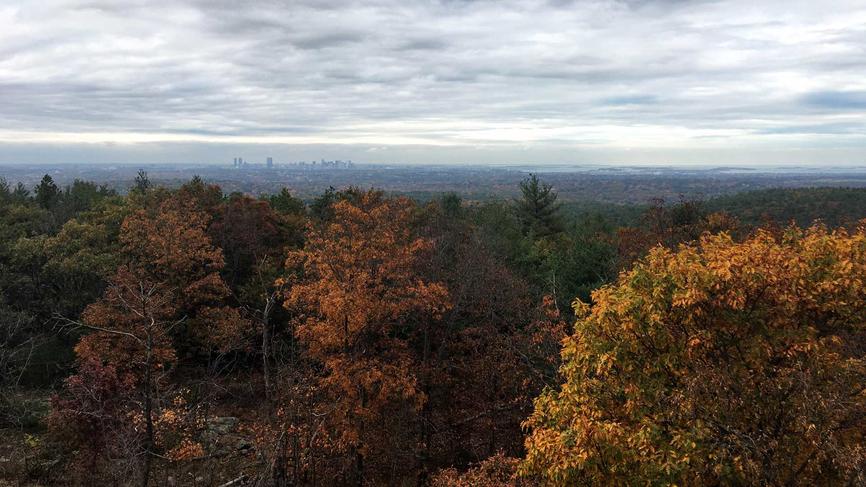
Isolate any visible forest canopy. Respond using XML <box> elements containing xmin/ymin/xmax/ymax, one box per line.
<box><xmin>1</xmin><ymin>173</ymin><xmax>865</xmax><ymax>486</ymax></box>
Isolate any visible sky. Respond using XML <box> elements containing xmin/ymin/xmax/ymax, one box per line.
<box><xmin>1</xmin><ymin>0</ymin><xmax>865</xmax><ymax>166</ymax></box>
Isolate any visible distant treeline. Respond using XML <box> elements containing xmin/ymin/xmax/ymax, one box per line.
<box><xmin>705</xmin><ymin>187</ymin><xmax>866</xmax><ymax>227</ymax></box>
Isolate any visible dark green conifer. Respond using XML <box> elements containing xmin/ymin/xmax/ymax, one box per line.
<box><xmin>516</xmin><ymin>173</ymin><xmax>562</xmax><ymax>238</ymax></box>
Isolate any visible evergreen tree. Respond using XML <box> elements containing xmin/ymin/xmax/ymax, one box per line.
<box><xmin>34</xmin><ymin>174</ymin><xmax>60</xmax><ymax>209</ymax></box>
<box><xmin>0</xmin><ymin>177</ymin><xmax>9</xmax><ymax>203</ymax></box>
<box><xmin>12</xmin><ymin>182</ymin><xmax>29</xmax><ymax>203</ymax></box>
<box><xmin>267</xmin><ymin>188</ymin><xmax>305</xmax><ymax>215</ymax></box>
<box><xmin>440</xmin><ymin>192</ymin><xmax>462</xmax><ymax>218</ymax></box>
<box><xmin>132</xmin><ymin>169</ymin><xmax>151</xmax><ymax>193</ymax></box>
<box><xmin>516</xmin><ymin>173</ymin><xmax>562</xmax><ymax>238</ymax></box>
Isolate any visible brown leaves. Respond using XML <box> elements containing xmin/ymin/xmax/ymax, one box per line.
<box><xmin>281</xmin><ymin>190</ymin><xmax>451</xmax><ymax>482</ymax></box>
<box><xmin>285</xmin><ymin>193</ymin><xmax>451</xmax><ymax>366</ymax></box>
<box><xmin>121</xmin><ymin>202</ymin><xmax>224</xmax><ymax>280</ymax></box>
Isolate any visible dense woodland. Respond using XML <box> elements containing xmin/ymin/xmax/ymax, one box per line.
<box><xmin>1</xmin><ymin>172</ymin><xmax>865</xmax><ymax>485</ymax></box>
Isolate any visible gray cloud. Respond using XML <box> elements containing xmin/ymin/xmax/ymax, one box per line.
<box><xmin>601</xmin><ymin>95</ymin><xmax>659</xmax><ymax>106</ymax></box>
<box><xmin>802</xmin><ymin>91</ymin><xmax>866</xmax><ymax>110</ymax></box>
<box><xmin>0</xmin><ymin>0</ymin><xmax>865</xmax><ymax>165</ymax></box>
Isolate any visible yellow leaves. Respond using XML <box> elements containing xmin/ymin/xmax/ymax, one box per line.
<box><xmin>595</xmin><ymin>352</ymin><xmax>615</xmax><ymax>376</ymax></box>
<box><xmin>282</xmin><ymin>250</ymin><xmax>306</xmax><ymax>273</ymax></box>
<box><xmin>571</xmin><ymin>298</ymin><xmax>590</xmax><ymax>319</ymax></box>
<box><xmin>522</xmin><ymin>222</ymin><xmax>866</xmax><ymax>485</ymax></box>
<box><xmin>672</xmin><ymin>286</ymin><xmax>707</xmax><ymax>309</ymax></box>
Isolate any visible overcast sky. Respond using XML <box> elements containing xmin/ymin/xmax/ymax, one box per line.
<box><xmin>1</xmin><ymin>0</ymin><xmax>865</xmax><ymax>165</ymax></box>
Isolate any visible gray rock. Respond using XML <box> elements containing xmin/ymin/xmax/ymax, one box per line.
<box><xmin>207</xmin><ymin>416</ymin><xmax>239</xmax><ymax>435</ymax></box>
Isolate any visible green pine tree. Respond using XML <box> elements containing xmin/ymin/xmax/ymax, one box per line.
<box><xmin>516</xmin><ymin>173</ymin><xmax>562</xmax><ymax>238</ymax></box>
<box><xmin>34</xmin><ymin>174</ymin><xmax>60</xmax><ymax>209</ymax></box>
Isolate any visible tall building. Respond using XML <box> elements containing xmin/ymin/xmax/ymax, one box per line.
<box><xmin>267</xmin><ymin>157</ymin><xmax>273</xmax><ymax>169</ymax></box>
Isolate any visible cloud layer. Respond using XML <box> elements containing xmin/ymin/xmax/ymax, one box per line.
<box><xmin>1</xmin><ymin>0</ymin><xmax>865</xmax><ymax>164</ymax></box>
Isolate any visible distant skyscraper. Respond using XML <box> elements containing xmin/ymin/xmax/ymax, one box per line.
<box><xmin>267</xmin><ymin>157</ymin><xmax>273</xmax><ymax>169</ymax></box>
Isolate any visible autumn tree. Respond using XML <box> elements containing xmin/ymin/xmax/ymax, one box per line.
<box><xmin>210</xmin><ymin>193</ymin><xmax>300</xmax><ymax>287</ymax></box>
<box><xmin>282</xmin><ymin>190</ymin><xmax>450</xmax><ymax>485</ymax></box>
<box><xmin>522</xmin><ymin>224</ymin><xmax>866</xmax><ymax>485</ymax></box>
<box><xmin>432</xmin><ymin>453</ymin><xmax>526</xmax><ymax>487</ymax></box>
<box><xmin>55</xmin><ymin>267</ymin><xmax>180</xmax><ymax>487</ymax></box>
<box><xmin>120</xmin><ymin>194</ymin><xmax>248</xmax><ymax>353</ymax></box>
<box><xmin>49</xmin><ymin>357</ymin><xmax>141</xmax><ymax>483</ymax></box>
<box><xmin>52</xmin><ymin>191</ymin><xmax>244</xmax><ymax>485</ymax></box>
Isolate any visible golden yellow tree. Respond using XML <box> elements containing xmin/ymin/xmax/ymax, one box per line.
<box><xmin>523</xmin><ymin>224</ymin><xmax>866</xmax><ymax>485</ymax></box>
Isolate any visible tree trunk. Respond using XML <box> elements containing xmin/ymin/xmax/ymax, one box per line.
<box><xmin>142</xmin><ymin>331</ymin><xmax>154</xmax><ymax>487</ymax></box>
<box><xmin>272</xmin><ymin>430</ymin><xmax>288</xmax><ymax>487</ymax></box>
<box><xmin>418</xmin><ymin>327</ymin><xmax>432</xmax><ymax>486</ymax></box>
<box><xmin>262</xmin><ymin>295</ymin><xmax>273</xmax><ymax>400</ymax></box>
<box><xmin>355</xmin><ymin>385</ymin><xmax>366</xmax><ymax>487</ymax></box>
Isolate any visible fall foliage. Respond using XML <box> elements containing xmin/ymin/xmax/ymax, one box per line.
<box><xmin>523</xmin><ymin>224</ymin><xmax>866</xmax><ymax>485</ymax></box>
<box><xmin>51</xmin><ymin>193</ymin><xmax>244</xmax><ymax>485</ymax></box>
<box><xmin>282</xmin><ymin>190</ymin><xmax>451</xmax><ymax>483</ymax></box>
<box><xmin>3</xmin><ymin>172</ymin><xmax>866</xmax><ymax>486</ymax></box>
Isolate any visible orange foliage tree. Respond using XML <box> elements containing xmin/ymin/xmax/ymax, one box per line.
<box><xmin>119</xmin><ymin>195</ymin><xmax>249</xmax><ymax>353</ymax></box>
<box><xmin>281</xmin><ymin>190</ymin><xmax>450</xmax><ymax>484</ymax></box>
<box><xmin>523</xmin><ymin>224</ymin><xmax>866</xmax><ymax>484</ymax></box>
<box><xmin>52</xmin><ymin>193</ymin><xmax>245</xmax><ymax>486</ymax></box>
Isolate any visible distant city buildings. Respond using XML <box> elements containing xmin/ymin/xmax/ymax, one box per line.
<box><xmin>293</xmin><ymin>159</ymin><xmax>354</xmax><ymax>169</ymax></box>
<box><xmin>229</xmin><ymin>157</ymin><xmax>354</xmax><ymax>170</ymax></box>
